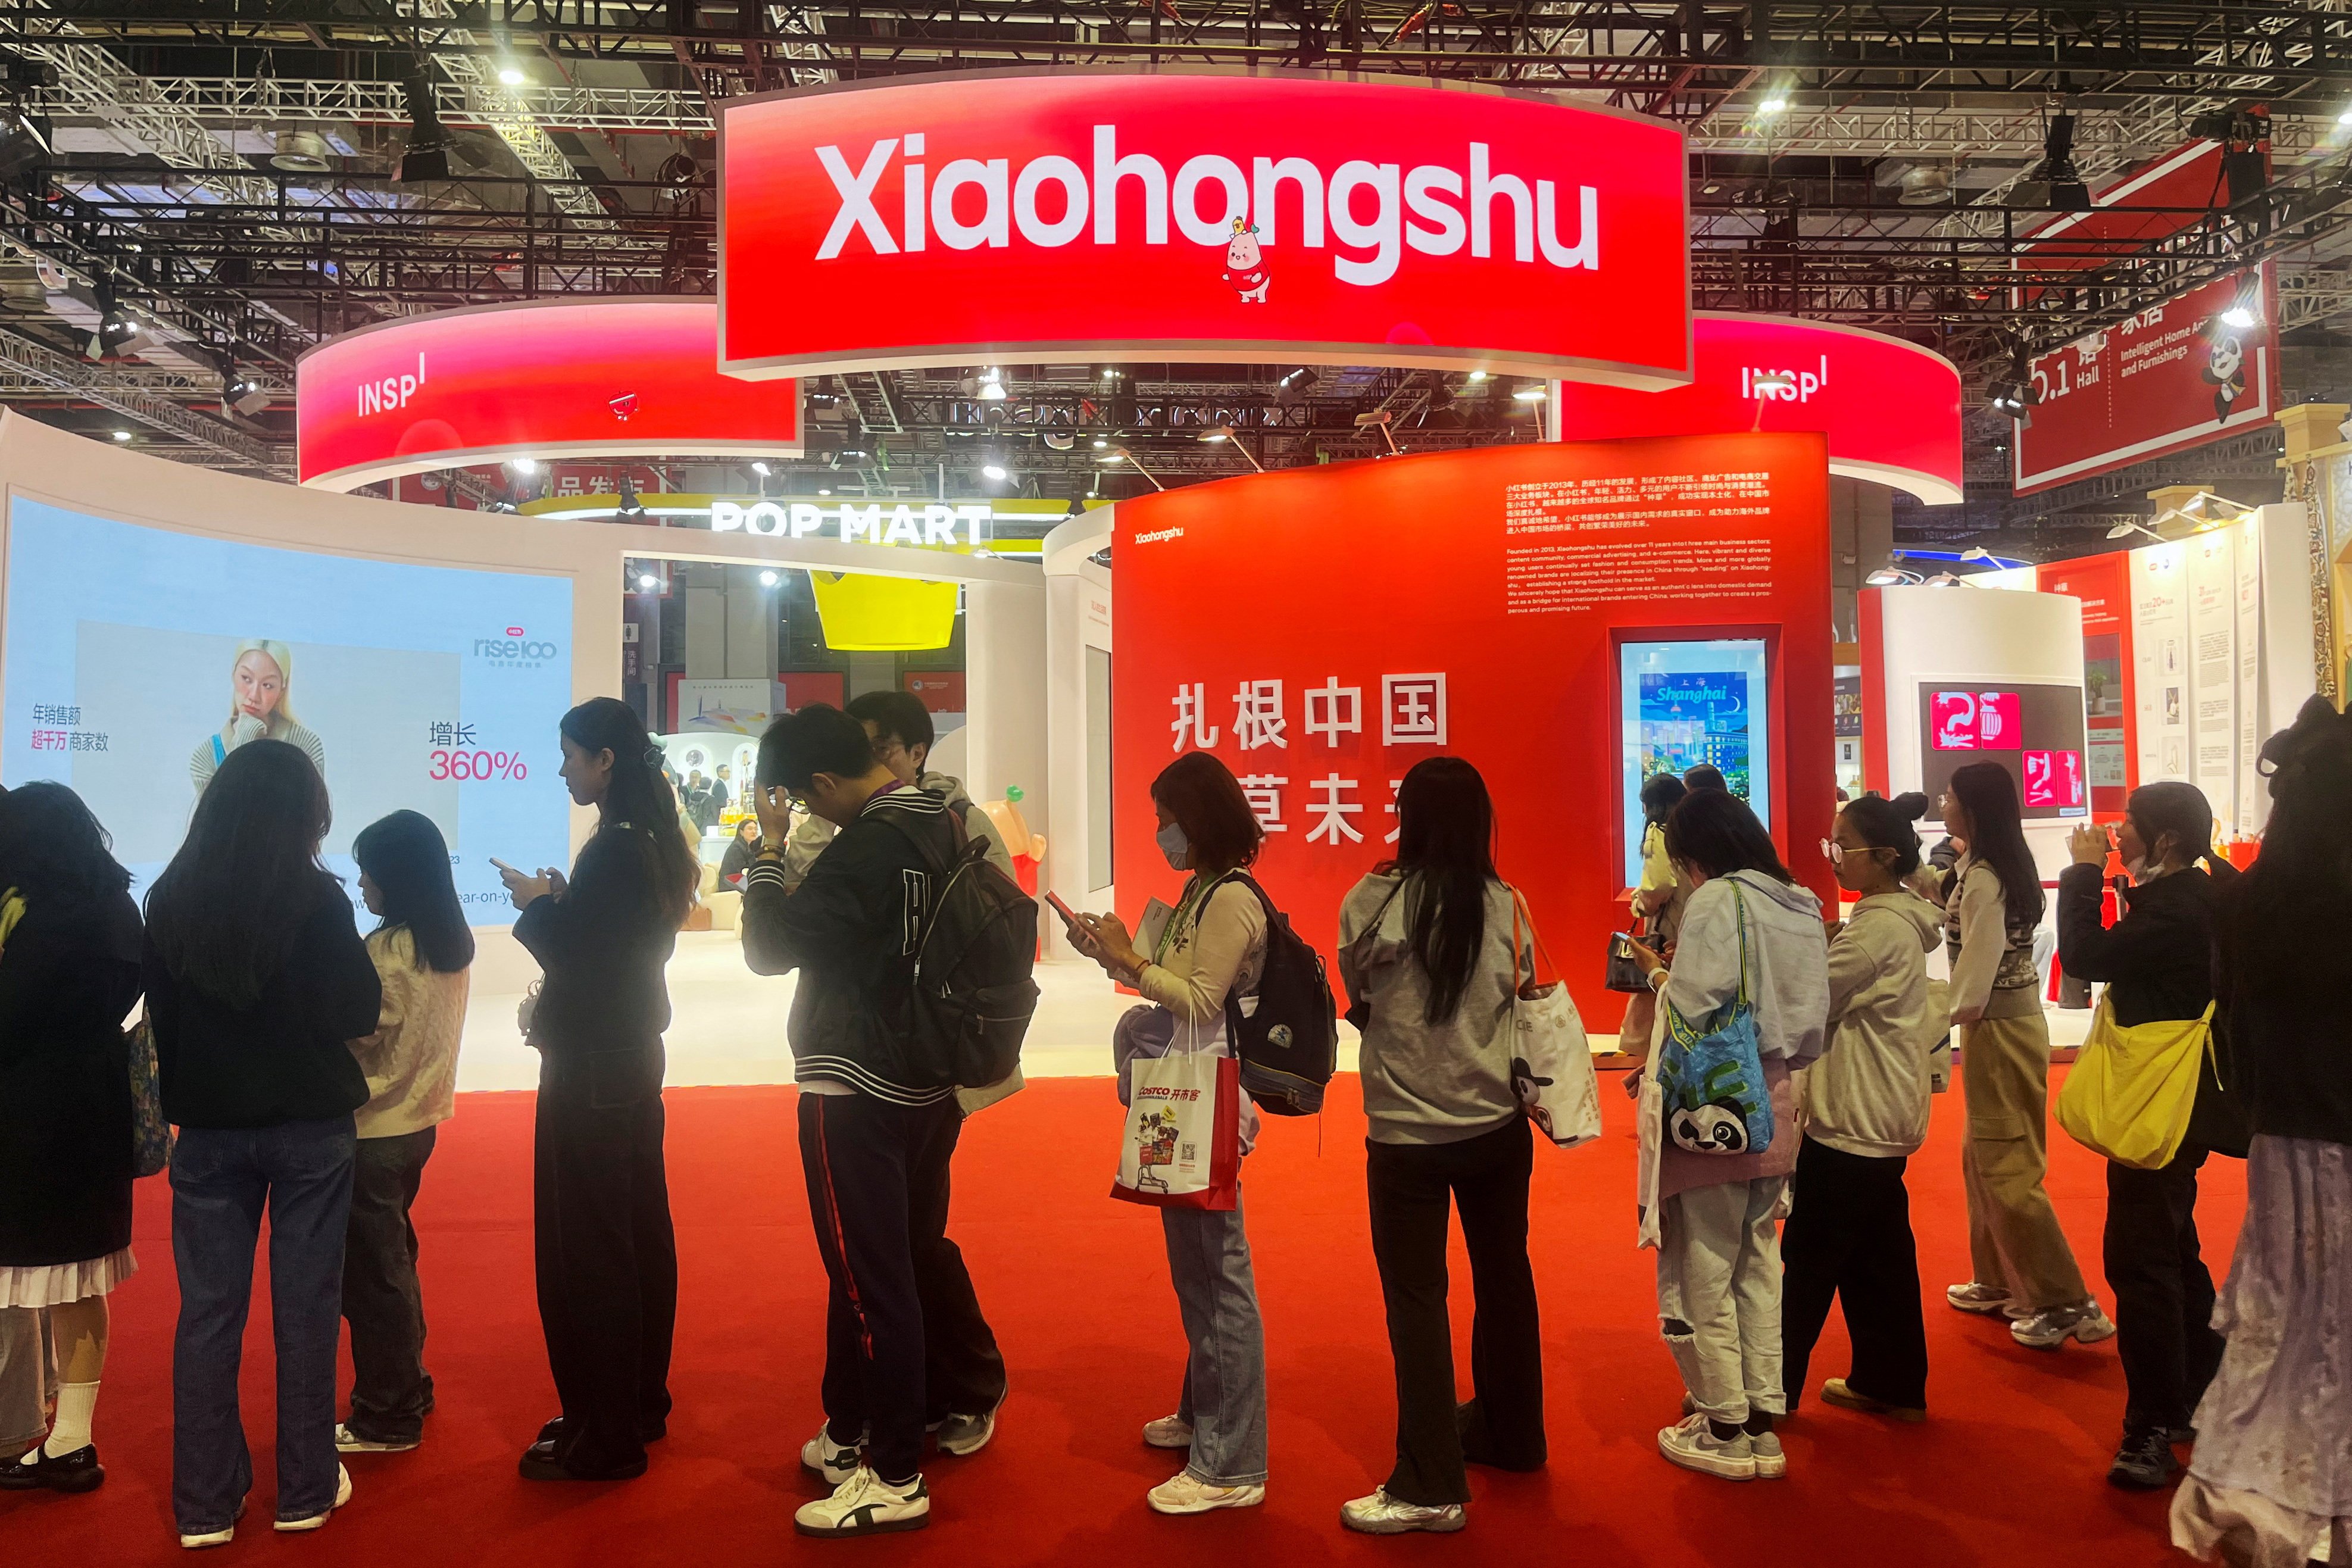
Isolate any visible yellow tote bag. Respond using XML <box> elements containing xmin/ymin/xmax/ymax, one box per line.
<box><xmin>2054</xmin><ymin>999</ymin><xmax>2215</xmax><ymax>1170</ymax></box>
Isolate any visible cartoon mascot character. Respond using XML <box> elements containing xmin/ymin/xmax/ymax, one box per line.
<box><xmin>2202</xmin><ymin>326</ymin><xmax>2247</xmax><ymax>423</ymax></box>
<box><xmin>1222</xmin><ymin>217</ymin><xmax>1269</xmax><ymax>304</ymax></box>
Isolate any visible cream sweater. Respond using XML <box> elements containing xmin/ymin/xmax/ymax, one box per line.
<box><xmin>349</xmin><ymin>926</ymin><xmax>469</xmax><ymax>1139</ymax></box>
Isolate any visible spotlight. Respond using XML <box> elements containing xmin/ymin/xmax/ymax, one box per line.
<box><xmin>108</xmin><ymin>429</ymin><xmax>132</xmax><ymax>442</ymax></box>
<box><xmin>2018</xmin><ymin>114</ymin><xmax>2090</xmax><ymax>211</ymax></box>
<box><xmin>982</xmin><ymin>463</ymin><xmax>1008</xmax><ymax>480</ymax></box>
<box><xmin>978</xmin><ymin>369</ymin><xmax>1007</xmax><ymax>402</ymax></box>
<box><xmin>1467</xmin><ymin>370</ymin><xmax>1489</xmax><ymax>382</ymax></box>
<box><xmin>496</xmin><ymin>63</ymin><xmax>527</xmax><ymax>86</ymax></box>
<box><xmin>1511</xmin><ymin>385</ymin><xmax>1548</xmax><ymax>401</ymax></box>
<box><xmin>1199</xmin><ymin>429</ymin><xmax>1229</xmax><ymax>442</ymax></box>
<box><xmin>751</xmin><ymin>460</ymin><xmax>771</xmax><ymax>476</ymax></box>
<box><xmin>508</xmin><ymin>456</ymin><xmax>540</xmax><ymax>474</ymax></box>
<box><xmin>817</xmin><ymin>488</ymin><xmax>832</xmax><ymax>495</ymax></box>
<box><xmin>758</xmin><ymin>569</ymin><xmax>779</xmax><ymax>587</ymax></box>
<box><xmin>1091</xmin><ymin>438</ymin><xmax>1108</xmax><ymax>449</ymax></box>
<box><xmin>2220</xmin><ymin>302</ymin><xmax>2258</xmax><ymax>329</ymax></box>
<box><xmin>269</xmin><ymin>129</ymin><xmax>333</xmax><ymax>173</ymax></box>
<box><xmin>1757</xmin><ymin>97</ymin><xmax>1788</xmax><ymax>115</ymax></box>
<box><xmin>1204</xmin><ymin>424</ymin><xmax>1265</xmax><ymax>471</ymax></box>
<box><xmin>617</xmin><ymin>477</ymin><xmax>646</xmax><ymax>517</ymax></box>
<box><xmin>2340</xmin><ymin>108</ymin><xmax>2352</xmax><ymax>127</ymax></box>
<box><xmin>2107</xmin><ymin>519</ymin><xmax>2164</xmax><ymax>541</ymax></box>
<box><xmin>223</xmin><ymin>371</ymin><xmax>270</xmax><ymax>418</ymax></box>
<box><xmin>1988</xmin><ymin>381</ymin><xmax>2042</xmax><ymax>418</ymax></box>
<box><xmin>636</xmin><ymin>573</ymin><xmax>659</xmax><ymax>591</ymax></box>
<box><xmin>1864</xmin><ymin>567</ymin><xmax>1917</xmax><ymax>586</ymax></box>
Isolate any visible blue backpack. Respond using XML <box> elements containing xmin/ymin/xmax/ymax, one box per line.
<box><xmin>1655</xmin><ymin>883</ymin><xmax>1775</xmax><ymax>1157</ymax></box>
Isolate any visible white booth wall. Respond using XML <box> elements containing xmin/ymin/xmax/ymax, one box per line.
<box><xmin>1042</xmin><ymin>507</ymin><xmax>1116</xmax><ymax>955</ymax></box>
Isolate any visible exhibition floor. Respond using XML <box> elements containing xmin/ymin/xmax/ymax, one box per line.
<box><xmin>4</xmin><ymin>1069</ymin><xmax>2223</xmax><ymax>1567</ymax></box>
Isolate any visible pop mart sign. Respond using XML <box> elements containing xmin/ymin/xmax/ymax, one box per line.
<box><xmin>713</xmin><ymin>497</ymin><xmax>992</xmax><ymax>545</ymax></box>
<box><xmin>719</xmin><ymin>68</ymin><xmax>1691</xmax><ymax>386</ymax></box>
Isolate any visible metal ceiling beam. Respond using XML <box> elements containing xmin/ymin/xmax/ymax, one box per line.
<box><xmin>0</xmin><ymin>330</ymin><xmax>288</xmax><ymax>473</ymax></box>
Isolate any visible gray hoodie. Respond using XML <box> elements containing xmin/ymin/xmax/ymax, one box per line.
<box><xmin>1800</xmin><ymin>891</ymin><xmax>1944</xmax><ymax>1158</ymax></box>
<box><xmin>1661</xmin><ymin>870</ymin><xmax>1829</xmax><ymax>1067</ymax></box>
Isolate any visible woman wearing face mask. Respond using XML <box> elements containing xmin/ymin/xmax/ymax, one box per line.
<box><xmin>1939</xmin><ymin>762</ymin><xmax>2109</xmax><ymax>1351</ymax></box>
<box><xmin>2056</xmin><ymin>782</ymin><xmax>2245</xmax><ymax>1491</ymax></box>
<box><xmin>1072</xmin><ymin>752</ymin><xmax>1270</xmax><ymax>1517</ymax></box>
<box><xmin>1781</xmin><ymin>792</ymin><xmax>1942</xmax><ymax>1423</ymax></box>
<box><xmin>189</xmin><ymin>641</ymin><xmax>325</xmax><ymax>795</ymax></box>
<box><xmin>499</xmin><ymin>698</ymin><xmax>698</xmax><ymax>1484</ymax></box>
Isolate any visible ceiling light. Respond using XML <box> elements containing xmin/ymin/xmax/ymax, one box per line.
<box><xmin>269</xmin><ymin>129</ymin><xmax>333</xmax><ymax>173</ymax></box>
<box><xmin>1092</xmin><ymin>438</ymin><xmax>1109</xmax><ymax>449</ymax></box>
<box><xmin>509</xmin><ymin>456</ymin><xmax>539</xmax><ymax>474</ymax></box>
<box><xmin>817</xmin><ymin>488</ymin><xmax>831</xmax><ymax>495</ymax></box>
<box><xmin>1898</xmin><ymin>165</ymin><xmax>1952</xmax><ymax>205</ymax></box>
<box><xmin>1757</xmin><ymin>97</ymin><xmax>1788</xmax><ymax>115</ymax></box>
<box><xmin>1512</xmin><ymin>385</ymin><xmax>1548</xmax><ymax>401</ymax></box>
<box><xmin>978</xmin><ymin>369</ymin><xmax>1007</xmax><ymax>401</ymax></box>
<box><xmin>2339</xmin><ymin>108</ymin><xmax>2352</xmax><ymax>126</ymax></box>
<box><xmin>635</xmin><ymin>573</ymin><xmax>659</xmax><ymax>591</ymax></box>
<box><xmin>108</xmin><ymin>429</ymin><xmax>132</xmax><ymax>442</ymax></box>
<box><xmin>758</xmin><ymin>569</ymin><xmax>779</xmax><ymax>587</ymax></box>
<box><xmin>751</xmin><ymin>460</ymin><xmax>771</xmax><ymax>476</ymax></box>
<box><xmin>1467</xmin><ymin>371</ymin><xmax>1489</xmax><ymax>382</ymax></box>
<box><xmin>1199</xmin><ymin>429</ymin><xmax>1229</xmax><ymax>443</ymax></box>
<box><xmin>982</xmin><ymin>463</ymin><xmax>1008</xmax><ymax>480</ymax></box>
<box><xmin>1864</xmin><ymin>567</ymin><xmax>1909</xmax><ymax>586</ymax></box>
<box><xmin>1101</xmin><ymin>451</ymin><xmax>1125</xmax><ymax>463</ymax></box>
<box><xmin>617</xmin><ymin>477</ymin><xmax>646</xmax><ymax>517</ymax></box>
<box><xmin>2220</xmin><ymin>303</ymin><xmax>2257</xmax><ymax>329</ymax></box>
<box><xmin>497</xmin><ymin>64</ymin><xmax>527</xmax><ymax>86</ymax></box>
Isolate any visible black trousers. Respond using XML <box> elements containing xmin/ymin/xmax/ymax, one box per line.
<box><xmin>532</xmin><ymin>1077</ymin><xmax>678</xmax><ymax>1475</ymax></box>
<box><xmin>341</xmin><ymin>1127</ymin><xmax>437</xmax><ymax>1442</ymax></box>
<box><xmin>797</xmin><ymin>1091</ymin><xmax>1005</xmax><ymax>1483</ymax></box>
<box><xmin>1782</xmin><ymin>1136</ymin><xmax>1929</xmax><ymax>1412</ymax></box>
<box><xmin>2105</xmin><ymin>1145</ymin><xmax>2224</xmax><ymax>1434</ymax></box>
<box><xmin>1364</xmin><ymin>1116</ymin><xmax>1545</xmax><ymax>1507</ymax></box>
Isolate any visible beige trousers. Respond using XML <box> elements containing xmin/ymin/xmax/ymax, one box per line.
<box><xmin>1959</xmin><ymin>1010</ymin><xmax>2088</xmax><ymax>1312</ymax></box>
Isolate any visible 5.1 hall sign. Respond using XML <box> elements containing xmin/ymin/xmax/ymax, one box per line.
<box><xmin>719</xmin><ymin>68</ymin><xmax>1691</xmax><ymax>388</ymax></box>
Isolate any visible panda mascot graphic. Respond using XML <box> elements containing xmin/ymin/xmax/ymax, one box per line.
<box><xmin>1668</xmin><ymin>1100</ymin><xmax>1754</xmax><ymax>1157</ymax></box>
<box><xmin>2202</xmin><ymin>325</ymin><xmax>2248</xmax><ymax>423</ymax></box>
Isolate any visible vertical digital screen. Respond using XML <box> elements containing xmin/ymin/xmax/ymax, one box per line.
<box><xmin>1916</xmin><ymin>682</ymin><xmax>2090</xmax><ymax>821</ymax></box>
<box><xmin>1620</xmin><ymin>638</ymin><xmax>1772</xmax><ymax>887</ymax></box>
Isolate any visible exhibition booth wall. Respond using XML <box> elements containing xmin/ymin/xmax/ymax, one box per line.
<box><xmin>0</xmin><ymin>414</ymin><xmax>1047</xmax><ymax>995</ymax></box>
<box><xmin>1110</xmin><ymin>432</ymin><xmax>1837</xmax><ymax>1029</ymax></box>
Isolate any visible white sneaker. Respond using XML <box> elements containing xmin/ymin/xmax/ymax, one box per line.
<box><xmin>1147</xmin><ymin>1470</ymin><xmax>1266</xmax><ymax>1514</ymax></box>
<box><xmin>179</xmin><ymin>1500</ymin><xmax>245</xmax><ymax>1550</ymax></box>
<box><xmin>801</xmin><ymin>1423</ymin><xmax>865</xmax><ymax>1488</ymax></box>
<box><xmin>1945</xmin><ymin>1280</ymin><xmax>2014</xmax><ymax>1316</ymax></box>
<box><xmin>1657</xmin><ymin>1413</ymin><xmax>1756</xmax><ymax>1480</ymax></box>
<box><xmin>273</xmin><ymin>1464</ymin><xmax>352</xmax><ymax>1532</ymax></box>
<box><xmin>1341</xmin><ymin>1487</ymin><xmax>1466</xmax><ymax>1534</ymax></box>
<box><xmin>1749</xmin><ymin>1431</ymin><xmax>1787</xmax><ymax>1479</ymax></box>
<box><xmin>2011</xmin><ymin>1300</ymin><xmax>2117</xmax><ymax>1350</ymax></box>
<box><xmin>1142</xmin><ymin>1414</ymin><xmax>1195</xmax><ymax>1450</ymax></box>
<box><xmin>792</xmin><ymin>1466</ymin><xmax>930</xmax><ymax>1538</ymax></box>
<box><xmin>334</xmin><ymin>1423</ymin><xmax>419</xmax><ymax>1454</ymax></box>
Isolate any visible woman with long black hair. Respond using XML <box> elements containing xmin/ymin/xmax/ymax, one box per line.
<box><xmin>335</xmin><ymin>811</ymin><xmax>474</xmax><ymax>1457</ymax></box>
<box><xmin>501</xmin><ymin>698</ymin><xmax>696</xmax><ymax>1483</ymax></box>
<box><xmin>1939</xmin><ymin>761</ymin><xmax>2108</xmax><ymax>1350</ymax></box>
<box><xmin>0</xmin><ymin>783</ymin><xmax>143</xmax><ymax>1497</ymax></box>
<box><xmin>143</xmin><ymin>739</ymin><xmax>382</xmax><ymax>1546</ymax></box>
<box><xmin>1335</xmin><ymin>757</ymin><xmax>1539</xmax><ymax>1535</ymax></box>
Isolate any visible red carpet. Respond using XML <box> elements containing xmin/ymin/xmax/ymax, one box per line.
<box><xmin>5</xmin><ymin>1069</ymin><xmax>2235</xmax><ymax>1566</ymax></box>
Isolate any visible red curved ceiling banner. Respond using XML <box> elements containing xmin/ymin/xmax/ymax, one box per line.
<box><xmin>719</xmin><ymin>68</ymin><xmax>1691</xmax><ymax>386</ymax></box>
<box><xmin>1549</xmin><ymin>313</ymin><xmax>1964</xmax><ymax>505</ymax></box>
<box><xmin>295</xmin><ymin>298</ymin><xmax>801</xmax><ymax>491</ymax></box>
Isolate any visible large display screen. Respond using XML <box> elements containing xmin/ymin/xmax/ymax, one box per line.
<box><xmin>1916</xmin><ymin>680</ymin><xmax>2091</xmax><ymax>821</ymax></box>
<box><xmin>1619</xmin><ymin>638</ymin><xmax>1774</xmax><ymax>888</ymax></box>
<box><xmin>3</xmin><ymin>499</ymin><xmax>573</xmax><ymax>921</ymax></box>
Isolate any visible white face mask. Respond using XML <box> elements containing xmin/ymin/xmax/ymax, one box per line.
<box><xmin>2123</xmin><ymin>855</ymin><xmax>2150</xmax><ymax>882</ymax></box>
<box><xmin>1155</xmin><ymin>820</ymin><xmax>1191</xmax><ymax>872</ymax></box>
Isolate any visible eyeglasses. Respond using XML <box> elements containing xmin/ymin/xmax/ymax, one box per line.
<box><xmin>1819</xmin><ymin>838</ymin><xmax>1845</xmax><ymax>866</ymax></box>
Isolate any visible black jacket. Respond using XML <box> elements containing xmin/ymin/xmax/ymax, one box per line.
<box><xmin>513</xmin><ymin>822</ymin><xmax>680</xmax><ymax>1101</ymax></box>
<box><xmin>741</xmin><ymin>783</ymin><xmax>959</xmax><ymax>1104</ymax></box>
<box><xmin>0</xmin><ymin>890</ymin><xmax>143</xmax><ymax>1266</ymax></box>
<box><xmin>2216</xmin><ymin>873</ymin><xmax>2352</xmax><ymax>1148</ymax></box>
<box><xmin>143</xmin><ymin>875</ymin><xmax>381</xmax><ymax>1130</ymax></box>
<box><xmin>2056</xmin><ymin>863</ymin><xmax>2249</xmax><ymax>1158</ymax></box>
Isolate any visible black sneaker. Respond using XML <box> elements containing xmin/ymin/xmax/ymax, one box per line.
<box><xmin>0</xmin><ymin>1443</ymin><xmax>104</xmax><ymax>1493</ymax></box>
<box><xmin>2108</xmin><ymin>1429</ymin><xmax>2179</xmax><ymax>1491</ymax></box>
<box><xmin>533</xmin><ymin>1414</ymin><xmax>667</xmax><ymax>1447</ymax></box>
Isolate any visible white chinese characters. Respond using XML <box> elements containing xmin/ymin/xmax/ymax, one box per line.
<box><xmin>1164</xmin><ymin>673</ymin><xmax>1448</xmax><ymax>850</ymax></box>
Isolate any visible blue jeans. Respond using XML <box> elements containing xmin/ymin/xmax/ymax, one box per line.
<box><xmin>170</xmin><ymin>1116</ymin><xmax>357</xmax><ymax>1532</ymax></box>
<box><xmin>1161</xmin><ymin>1194</ymin><xmax>1269</xmax><ymax>1486</ymax></box>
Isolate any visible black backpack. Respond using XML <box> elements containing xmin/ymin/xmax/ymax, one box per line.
<box><xmin>1202</xmin><ymin>872</ymin><xmax>1338</xmax><ymax>1116</ymax></box>
<box><xmin>885</xmin><ymin>810</ymin><xmax>1040</xmax><ymax>1089</ymax></box>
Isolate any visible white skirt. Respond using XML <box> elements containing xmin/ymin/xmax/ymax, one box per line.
<box><xmin>0</xmin><ymin>1246</ymin><xmax>137</xmax><ymax>1308</ymax></box>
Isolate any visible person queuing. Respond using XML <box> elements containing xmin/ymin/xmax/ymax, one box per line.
<box><xmin>142</xmin><ymin>741</ymin><xmax>382</xmax><ymax>1547</ymax></box>
<box><xmin>1938</xmin><ymin>763</ymin><xmax>2111</xmax><ymax>1349</ymax></box>
<box><xmin>335</xmin><ymin>811</ymin><xmax>474</xmax><ymax>1457</ymax></box>
<box><xmin>2056</xmin><ymin>782</ymin><xmax>2246</xmax><ymax>1491</ymax></box>
<box><xmin>1072</xmin><ymin>752</ymin><xmax>1273</xmax><ymax>1518</ymax></box>
<box><xmin>0</xmin><ymin>785</ymin><xmax>143</xmax><ymax>1495</ymax></box>
<box><xmin>777</xmin><ymin>690</ymin><xmax>1014</xmax><ymax>890</ymax></box>
<box><xmin>739</xmin><ymin>704</ymin><xmax>1007</xmax><ymax>1539</ymax></box>
<box><xmin>1626</xmin><ymin>788</ymin><xmax>1828</xmax><ymax>1482</ymax></box>
<box><xmin>1334</xmin><ymin>757</ymin><xmax>1542</xmax><ymax>1536</ymax></box>
<box><xmin>501</xmin><ymin>699</ymin><xmax>695</xmax><ymax>1485</ymax></box>
<box><xmin>1782</xmin><ymin>792</ymin><xmax>1941</xmax><ymax>1425</ymax></box>
<box><xmin>1620</xmin><ymin>772</ymin><xmax>1688</xmax><ymax>1054</ymax></box>
<box><xmin>2173</xmin><ymin>698</ymin><xmax>2352</xmax><ymax>1568</ymax></box>
<box><xmin>1681</xmin><ymin>764</ymin><xmax>1728</xmax><ymax>794</ymax></box>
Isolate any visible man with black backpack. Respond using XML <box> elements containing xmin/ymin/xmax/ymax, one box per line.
<box><xmin>740</xmin><ymin>704</ymin><xmax>1026</xmax><ymax>1539</ymax></box>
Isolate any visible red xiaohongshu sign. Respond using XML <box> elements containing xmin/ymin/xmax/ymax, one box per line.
<box><xmin>719</xmin><ymin>69</ymin><xmax>1692</xmax><ymax>386</ymax></box>
<box><xmin>1112</xmin><ymin>433</ymin><xmax>1835</xmax><ymax>1032</ymax></box>
<box><xmin>2013</xmin><ymin>263</ymin><xmax>2278</xmax><ymax>495</ymax></box>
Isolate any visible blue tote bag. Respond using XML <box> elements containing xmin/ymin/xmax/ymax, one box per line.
<box><xmin>1654</xmin><ymin>884</ymin><xmax>1775</xmax><ymax>1157</ymax></box>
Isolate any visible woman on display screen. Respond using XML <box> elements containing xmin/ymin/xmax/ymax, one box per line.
<box><xmin>188</xmin><ymin>640</ymin><xmax>326</xmax><ymax>794</ymax></box>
